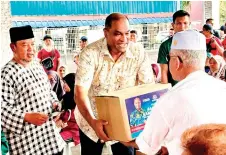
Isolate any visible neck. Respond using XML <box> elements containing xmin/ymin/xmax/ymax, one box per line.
<box><xmin>179</xmin><ymin>67</ymin><xmax>202</xmax><ymax>81</ymax></box>
<box><xmin>12</xmin><ymin>57</ymin><xmax>30</xmax><ymax>67</ymax></box>
<box><xmin>44</xmin><ymin>45</ymin><xmax>53</xmax><ymax>52</ymax></box>
<box><xmin>206</xmin><ymin>34</ymin><xmax>213</xmax><ymax>39</ymax></box>
<box><xmin>108</xmin><ymin>45</ymin><xmax>124</xmax><ymax>62</ymax></box>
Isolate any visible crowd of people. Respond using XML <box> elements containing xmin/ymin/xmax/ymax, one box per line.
<box><xmin>1</xmin><ymin>10</ymin><xmax>226</xmax><ymax>155</ymax></box>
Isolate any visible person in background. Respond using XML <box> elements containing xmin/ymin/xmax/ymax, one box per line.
<box><xmin>202</xmin><ymin>24</ymin><xmax>224</xmax><ymax>56</ymax></box>
<box><xmin>47</xmin><ymin>70</ymin><xmax>66</xmax><ymax>101</ymax></box>
<box><xmin>157</xmin><ymin>10</ymin><xmax>190</xmax><ymax>87</ymax></box>
<box><xmin>80</xmin><ymin>36</ymin><xmax>88</xmax><ymax>50</ymax></box>
<box><xmin>74</xmin><ymin>12</ymin><xmax>154</xmax><ymax>155</ymax></box>
<box><xmin>206</xmin><ymin>18</ymin><xmax>220</xmax><ymax>39</ymax></box>
<box><xmin>58</xmin><ymin>65</ymin><xmax>67</xmax><ymax>79</ymax></box>
<box><xmin>208</xmin><ymin>55</ymin><xmax>226</xmax><ymax>81</ymax></box>
<box><xmin>204</xmin><ymin>52</ymin><xmax>212</xmax><ymax>73</ymax></box>
<box><xmin>55</xmin><ymin>73</ymin><xmax>80</xmax><ymax>146</ymax></box>
<box><xmin>219</xmin><ymin>25</ymin><xmax>225</xmax><ymax>40</ymax></box>
<box><xmin>1</xmin><ymin>25</ymin><xmax>65</xmax><ymax>155</ymax></box>
<box><xmin>221</xmin><ymin>36</ymin><xmax>226</xmax><ymax>50</ymax></box>
<box><xmin>121</xmin><ymin>30</ymin><xmax>226</xmax><ymax>155</ymax></box>
<box><xmin>223</xmin><ymin>50</ymin><xmax>226</xmax><ymax>62</ymax></box>
<box><xmin>181</xmin><ymin>124</ymin><xmax>226</xmax><ymax>155</ymax></box>
<box><xmin>130</xmin><ymin>30</ymin><xmax>138</xmax><ymax>43</ymax></box>
<box><xmin>37</xmin><ymin>35</ymin><xmax>61</xmax><ymax>72</ymax></box>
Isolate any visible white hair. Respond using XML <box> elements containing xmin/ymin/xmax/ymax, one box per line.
<box><xmin>171</xmin><ymin>49</ymin><xmax>207</xmax><ymax>69</ymax></box>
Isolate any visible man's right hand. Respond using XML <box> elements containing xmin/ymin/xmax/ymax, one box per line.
<box><xmin>91</xmin><ymin>119</ymin><xmax>111</xmax><ymax>143</ymax></box>
<box><xmin>24</xmin><ymin>112</ymin><xmax>49</xmax><ymax>126</ymax></box>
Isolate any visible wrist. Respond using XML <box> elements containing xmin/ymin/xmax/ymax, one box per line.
<box><xmin>90</xmin><ymin>118</ymin><xmax>97</xmax><ymax>129</ymax></box>
<box><xmin>24</xmin><ymin>113</ymin><xmax>30</xmax><ymax>122</ymax></box>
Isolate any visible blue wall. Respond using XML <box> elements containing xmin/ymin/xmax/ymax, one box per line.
<box><xmin>10</xmin><ymin>1</ymin><xmax>177</xmax><ymax>16</ymax></box>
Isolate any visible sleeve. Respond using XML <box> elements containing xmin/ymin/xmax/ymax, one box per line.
<box><xmin>157</xmin><ymin>41</ymin><xmax>169</xmax><ymax>64</ymax></box>
<box><xmin>37</xmin><ymin>50</ymin><xmax>42</xmax><ymax>59</ymax></box>
<box><xmin>137</xmin><ymin>51</ymin><xmax>155</xmax><ymax>84</ymax></box>
<box><xmin>75</xmin><ymin>48</ymin><xmax>95</xmax><ymax>89</ymax></box>
<box><xmin>55</xmin><ymin>49</ymin><xmax>61</xmax><ymax>59</ymax></box>
<box><xmin>1</xmin><ymin>72</ymin><xmax>26</xmax><ymax>135</ymax></box>
<box><xmin>135</xmin><ymin>100</ymin><xmax>170</xmax><ymax>155</ymax></box>
<box><xmin>216</xmin><ymin>37</ymin><xmax>223</xmax><ymax>46</ymax></box>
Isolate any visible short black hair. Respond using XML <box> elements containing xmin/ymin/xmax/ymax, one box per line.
<box><xmin>173</xmin><ymin>10</ymin><xmax>190</xmax><ymax>23</ymax></box>
<box><xmin>105</xmin><ymin>13</ymin><xmax>129</xmax><ymax>29</ymax></box>
<box><xmin>130</xmin><ymin>30</ymin><xmax>137</xmax><ymax>35</ymax></box>
<box><xmin>206</xmin><ymin>18</ymin><xmax>213</xmax><ymax>23</ymax></box>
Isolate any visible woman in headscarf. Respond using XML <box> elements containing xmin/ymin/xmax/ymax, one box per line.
<box><xmin>208</xmin><ymin>55</ymin><xmax>226</xmax><ymax>81</ymax></box>
<box><xmin>58</xmin><ymin>65</ymin><xmax>67</xmax><ymax>80</ymax></box>
<box><xmin>47</xmin><ymin>70</ymin><xmax>65</xmax><ymax>101</ymax></box>
<box><xmin>56</xmin><ymin>73</ymin><xmax>80</xmax><ymax>146</ymax></box>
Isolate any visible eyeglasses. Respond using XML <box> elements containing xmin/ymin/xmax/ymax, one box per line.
<box><xmin>166</xmin><ymin>55</ymin><xmax>183</xmax><ymax>63</ymax></box>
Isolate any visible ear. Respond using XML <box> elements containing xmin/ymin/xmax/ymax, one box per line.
<box><xmin>171</xmin><ymin>23</ymin><xmax>174</xmax><ymax>30</ymax></box>
<box><xmin>175</xmin><ymin>58</ymin><xmax>183</xmax><ymax>71</ymax></box>
<box><xmin>103</xmin><ymin>28</ymin><xmax>108</xmax><ymax>38</ymax></box>
<box><xmin>10</xmin><ymin>43</ymin><xmax>16</xmax><ymax>52</ymax></box>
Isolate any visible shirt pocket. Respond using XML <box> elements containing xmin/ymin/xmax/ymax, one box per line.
<box><xmin>116</xmin><ymin>73</ymin><xmax>137</xmax><ymax>89</ymax></box>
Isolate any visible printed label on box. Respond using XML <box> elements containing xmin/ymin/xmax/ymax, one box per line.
<box><xmin>125</xmin><ymin>89</ymin><xmax>168</xmax><ymax>139</ymax></box>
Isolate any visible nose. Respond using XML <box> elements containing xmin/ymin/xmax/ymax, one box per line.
<box><xmin>120</xmin><ymin>34</ymin><xmax>128</xmax><ymax>42</ymax></box>
<box><xmin>27</xmin><ymin>44</ymin><xmax>34</xmax><ymax>52</ymax></box>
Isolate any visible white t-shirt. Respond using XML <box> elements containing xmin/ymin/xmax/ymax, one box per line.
<box><xmin>136</xmin><ymin>70</ymin><xmax>226</xmax><ymax>155</ymax></box>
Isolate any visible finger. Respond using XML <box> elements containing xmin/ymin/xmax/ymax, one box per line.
<box><xmin>98</xmin><ymin>130</ymin><xmax>111</xmax><ymax>142</ymax></box>
<box><xmin>100</xmin><ymin>120</ymin><xmax>108</xmax><ymax>125</ymax></box>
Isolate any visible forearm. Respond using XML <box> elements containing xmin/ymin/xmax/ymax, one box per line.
<box><xmin>1</xmin><ymin>104</ymin><xmax>25</xmax><ymax>135</ymax></box>
<box><xmin>75</xmin><ymin>93</ymin><xmax>95</xmax><ymax>128</ymax></box>
<box><xmin>161</xmin><ymin>72</ymin><xmax>168</xmax><ymax>84</ymax></box>
<box><xmin>215</xmin><ymin>44</ymin><xmax>224</xmax><ymax>55</ymax></box>
<box><xmin>160</xmin><ymin>64</ymin><xmax>168</xmax><ymax>84</ymax></box>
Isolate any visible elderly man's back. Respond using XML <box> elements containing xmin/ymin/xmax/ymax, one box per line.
<box><xmin>160</xmin><ymin>70</ymin><xmax>226</xmax><ymax>154</ymax></box>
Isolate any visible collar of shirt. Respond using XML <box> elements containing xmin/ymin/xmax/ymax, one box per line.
<box><xmin>171</xmin><ymin>70</ymin><xmax>206</xmax><ymax>91</ymax></box>
<box><xmin>100</xmin><ymin>38</ymin><xmax>135</xmax><ymax>59</ymax></box>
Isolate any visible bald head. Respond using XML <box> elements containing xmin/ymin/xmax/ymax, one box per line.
<box><xmin>105</xmin><ymin>13</ymin><xmax>129</xmax><ymax>29</ymax></box>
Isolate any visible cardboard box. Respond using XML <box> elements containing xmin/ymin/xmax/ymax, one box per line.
<box><xmin>96</xmin><ymin>83</ymin><xmax>171</xmax><ymax>142</ymax></box>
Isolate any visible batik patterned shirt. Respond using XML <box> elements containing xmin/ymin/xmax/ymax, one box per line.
<box><xmin>1</xmin><ymin>60</ymin><xmax>65</xmax><ymax>155</ymax></box>
<box><xmin>75</xmin><ymin>38</ymin><xmax>154</xmax><ymax>142</ymax></box>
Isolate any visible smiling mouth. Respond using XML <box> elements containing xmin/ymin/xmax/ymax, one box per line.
<box><xmin>118</xmin><ymin>44</ymin><xmax>128</xmax><ymax>48</ymax></box>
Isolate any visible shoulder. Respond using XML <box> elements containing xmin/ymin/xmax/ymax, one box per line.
<box><xmin>161</xmin><ymin>37</ymin><xmax>172</xmax><ymax>47</ymax></box>
<box><xmin>128</xmin><ymin>42</ymin><xmax>145</xmax><ymax>56</ymax></box>
<box><xmin>1</xmin><ymin>61</ymin><xmax>20</xmax><ymax>81</ymax></box>
<box><xmin>84</xmin><ymin>38</ymin><xmax>105</xmax><ymax>52</ymax></box>
<box><xmin>158</xmin><ymin>37</ymin><xmax>172</xmax><ymax>53</ymax></box>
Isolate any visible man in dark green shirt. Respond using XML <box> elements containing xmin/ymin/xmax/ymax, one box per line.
<box><xmin>157</xmin><ymin>10</ymin><xmax>190</xmax><ymax>86</ymax></box>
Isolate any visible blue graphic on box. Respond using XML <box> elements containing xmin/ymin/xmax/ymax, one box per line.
<box><xmin>125</xmin><ymin>89</ymin><xmax>168</xmax><ymax>139</ymax></box>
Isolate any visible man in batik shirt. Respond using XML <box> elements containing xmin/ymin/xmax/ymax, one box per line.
<box><xmin>1</xmin><ymin>25</ymin><xmax>65</xmax><ymax>155</ymax></box>
<box><xmin>74</xmin><ymin>13</ymin><xmax>154</xmax><ymax>155</ymax></box>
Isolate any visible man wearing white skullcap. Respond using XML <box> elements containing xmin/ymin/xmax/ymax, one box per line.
<box><xmin>121</xmin><ymin>30</ymin><xmax>226</xmax><ymax>155</ymax></box>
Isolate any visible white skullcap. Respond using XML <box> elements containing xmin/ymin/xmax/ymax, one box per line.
<box><xmin>171</xmin><ymin>30</ymin><xmax>206</xmax><ymax>51</ymax></box>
